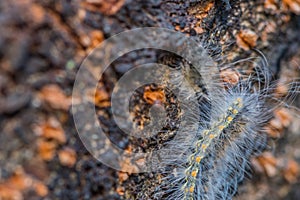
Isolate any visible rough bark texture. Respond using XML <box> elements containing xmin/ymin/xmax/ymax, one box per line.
<box><xmin>0</xmin><ymin>0</ymin><xmax>300</xmax><ymax>200</ymax></box>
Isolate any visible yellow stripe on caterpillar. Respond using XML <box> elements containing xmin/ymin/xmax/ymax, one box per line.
<box><xmin>201</xmin><ymin>144</ymin><xmax>208</xmax><ymax>150</ymax></box>
<box><xmin>218</xmin><ymin>125</ymin><xmax>225</xmax><ymax>130</ymax></box>
<box><xmin>195</xmin><ymin>156</ymin><xmax>202</xmax><ymax>163</ymax></box>
<box><xmin>209</xmin><ymin>134</ymin><xmax>216</xmax><ymax>139</ymax></box>
<box><xmin>191</xmin><ymin>170</ymin><xmax>198</xmax><ymax>177</ymax></box>
<box><xmin>226</xmin><ymin>116</ymin><xmax>233</xmax><ymax>122</ymax></box>
<box><xmin>189</xmin><ymin>185</ymin><xmax>195</xmax><ymax>193</ymax></box>
<box><xmin>182</xmin><ymin>97</ymin><xmax>244</xmax><ymax>200</ymax></box>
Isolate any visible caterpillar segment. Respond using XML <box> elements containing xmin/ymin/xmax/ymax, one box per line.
<box><xmin>182</xmin><ymin>97</ymin><xmax>243</xmax><ymax>200</ymax></box>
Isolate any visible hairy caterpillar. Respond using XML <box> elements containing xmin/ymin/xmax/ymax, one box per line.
<box><xmin>72</xmin><ymin>28</ymin><xmax>298</xmax><ymax>199</ymax></box>
<box><xmin>153</xmin><ymin>54</ymin><xmax>299</xmax><ymax>200</ymax></box>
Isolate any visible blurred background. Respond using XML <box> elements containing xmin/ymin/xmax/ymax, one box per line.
<box><xmin>0</xmin><ymin>0</ymin><xmax>300</xmax><ymax>199</ymax></box>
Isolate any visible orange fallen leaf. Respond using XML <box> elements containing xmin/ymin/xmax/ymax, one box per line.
<box><xmin>282</xmin><ymin>0</ymin><xmax>300</xmax><ymax>14</ymax></box>
<box><xmin>90</xmin><ymin>30</ymin><xmax>104</xmax><ymax>48</ymax></box>
<box><xmin>264</xmin><ymin>108</ymin><xmax>293</xmax><ymax>138</ymax></box>
<box><xmin>30</xmin><ymin>4</ymin><xmax>45</xmax><ymax>25</ymax></box>
<box><xmin>58</xmin><ymin>148</ymin><xmax>77</xmax><ymax>167</ymax></box>
<box><xmin>256</xmin><ymin>152</ymin><xmax>278</xmax><ymax>177</ymax></box>
<box><xmin>261</xmin><ymin>21</ymin><xmax>277</xmax><ymax>42</ymax></box>
<box><xmin>118</xmin><ymin>171</ymin><xmax>129</xmax><ymax>182</ymax></box>
<box><xmin>40</xmin><ymin>124</ymin><xmax>66</xmax><ymax>144</ymax></box>
<box><xmin>116</xmin><ymin>186</ymin><xmax>125</xmax><ymax>196</ymax></box>
<box><xmin>38</xmin><ymin>84</ymin><xmax>71</xmax><ymax>110</ymax></box>
<box><xmin>37</xmin><ymin>139</ymin><xmax>57</xmax><ymax>161</ymax></box>
<box><xmin>275</xmin><ymin>80</ymin><xmax>290</xmax><ymax>97</ymax></box>
<box><xmin>0</xmin><ymin>167</ymin><xmax>49</xmax><ymax>199</ymax></box>
<box><xmin>264</xmin><ymin>0</ymin><xmax>278</xmax><ymax>10</ymax></box>
<box><xmin>34</xmin><ymin>118</ymin><xmax>66</xmax><ymax>144</ymax></box>
<box><xmin>274</xmin><ymin>108</ymin><xmax>293</xmax><ymax>127</ymax></box>
<box><xmin>282</xmin><ymin>159</ymin><xmax>299</xmax><ymax>183</ymax></box>
<box><xmin>6</xmin><ymin>168</ymin><xmax>33</xmax><ymax>191</ymax></box>
<box><xmin>81</xmin><ymin>0</ymin><xmax>125</xmax><ymax>16</ymax></box>
<box><xmin>264</xmin><ymin>124</ymin><xmax>282</xmax><ymax>138</ymax></box>
<box><xmin>188</xmin><ymin>1</ymin><xmax>214</xmax><ymax>19</ymax></box>
<box><xmin>143</xmin><ymin>86</ymin><xmax>166</xmax><ymax>105</ymax></box>
<box><xmin>33</xmin><ymin>181</ymin><xmax>48</xmax><ymax>197</ymax></box>
<box><xmin>270</xmin><ymin>117</ymin><xmax>284</xmax><ymax>131</ymax></box>
<box><xmin>119</xmin><ymin>157</ymin><xmax>139</xmax><ymax>174</ymax></box>
<box><xmin>194</xmin><ymin>27</ymin><xmax>204</xmax><ymax>34</ymax></box>
<box><xmin>0</xmin><ymin>185</ymin><xmax>22</xmax><ymax>200</ymax></box>
<box><xmin>220</xmin><ymin>68</ymin><xmax>240</xmax><ymax>85</ymax></box>
<box><xmin>124</xmin><ymin>145</ymin><xmax>133</xmax><ymax>154</ymax></box>
<box><xmin>94</xmin><ymin>86</ymin><xmax>111</xmax><ymax>107</ymax></box>
<box><xmin>236</xmin><ymin>29</ymin><xmax>258</xmax><ymax>50</ymax></box>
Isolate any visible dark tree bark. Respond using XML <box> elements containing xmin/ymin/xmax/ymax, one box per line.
<box><xmin>0</xmin><ymin>0</ymin><xmax>299</xmax><ymax>200</ymax></box>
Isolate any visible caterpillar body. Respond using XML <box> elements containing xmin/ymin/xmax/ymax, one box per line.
<box><xmin>183</xmin><ymin>97</ymin><xmax>243</xmax><ymax>199</ymax></box>
<box><xmin>154</xmin><ymin>54</ymin><xmax>298</xmax><ymax>200</ymax></box>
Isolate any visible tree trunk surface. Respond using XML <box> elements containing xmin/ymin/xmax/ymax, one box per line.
<box><xmin>0</xmin><ymin>0</ymin><xmax>299</xmax><ymax>200</ymax></box>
